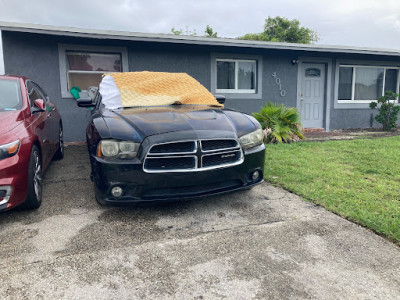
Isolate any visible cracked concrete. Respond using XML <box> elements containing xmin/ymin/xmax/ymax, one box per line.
<box><xmin>0</xmin><ymin>145</ymin><xmax>399</xmax><ymax>299</ymax></box>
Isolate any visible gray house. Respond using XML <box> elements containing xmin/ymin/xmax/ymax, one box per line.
<box><xmin>1</xmin><ymin>22</ymin><xmax>399</xmax><ymax>142</ymax></box>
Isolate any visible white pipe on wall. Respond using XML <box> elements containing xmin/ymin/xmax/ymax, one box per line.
<box><xmin>0</xmin><ymin>31</ymin><xmax>4</xmax><ymax>75</ymax></box>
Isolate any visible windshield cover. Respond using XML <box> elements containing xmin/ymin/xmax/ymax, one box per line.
<box><xmin>0</xmin><ymin>79</ymin><xmax>22</xmax><ymax>111</ymax></box>
<box><xmin>99</xmin><ymin>72</ymin><xmax>223</xmax><ymax>109</ymax></box>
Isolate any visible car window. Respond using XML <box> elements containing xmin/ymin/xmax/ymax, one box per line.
<box><xmin>0</xmin><ymin>79</ymin><xmax>22</xmax><ymax>111</ymax></box>
<box><xmin>32</xmin><ymin>82</ymin><xmax>48</xmax><ymax>103</ymax></box>
<box><xmin>26</xmin><ymin>81</ymin><xmax>44</xmax><ymax>107</ymax></box>
<box><xmin>28</xmin><ymin>88</ymin><xmax>42</xmax><ymax>107</ymax></box>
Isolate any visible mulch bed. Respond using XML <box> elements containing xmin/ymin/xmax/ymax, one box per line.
<box><xmin>304</xmin><ymin>127</ymin><xmax>400</xmax><ymax>141</ymax></box>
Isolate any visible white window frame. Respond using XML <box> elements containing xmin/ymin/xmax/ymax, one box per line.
<box><xmin>216</xmin><ymin>58</ymin><xmax>257</xmax><ymax>94</ymax></box>
<box><xmin>58</xmin><ymin>44</ymin><xmax>128</xmax><ymax>98</ymax></box>
<box><xmin>211</xmin><ymin>53</ymin><xmax>263</xmax><ymax>100</ymax></box>
<box><xmin>338</xmin><ymin>64</ymin><xmax>400</xmax><ymax>104</ymax></box>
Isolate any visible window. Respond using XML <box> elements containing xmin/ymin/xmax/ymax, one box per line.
<box><xmin>0</xmin><ymin>79</ymin><xmax>22</xmax><ymax>110</ymax></box>
<box><xmin>66</xmin><ymin>52</ymin><xmax>122</xmax><ymax>91</ymax></box>
<box><xmin>338</xmin><ymin>65</ymin><xmax>399</xmax><ymax>102</ymax></box>
<box><xmin>26</xmin><ymin>81</ymin><xmax>47</xmax><ymax>107</ymax></box>
<box><xmin>59</xmin><ymin>44</ymin><xmax>128</xmax><ymax>98</ymax></box>
<box><xmin>216</xmin><ymin>59</ymin><xmax>257</xmax><ymax>93</ymax></box>
<box><xmin>305</xmin><ymin>68</ymin><xmax>321</xmax><ymax>77</ymax></box>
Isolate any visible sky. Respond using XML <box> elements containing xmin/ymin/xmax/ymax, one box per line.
<box><xmin>1</xmin><ymin>0</ymin><xmax>400</xmax><ymax>73</ymax></box>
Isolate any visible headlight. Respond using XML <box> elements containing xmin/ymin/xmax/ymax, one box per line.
<box><xmin>239</xmin><ymin>129</ymin><xmax>264</xmax><ymax>150</ymax></box>
<box><xmin>101</xmin><ymin>140</ymin><xmax>119</xmax><ymax>157</ymax></box>
<box><xmin>97</xmin><ymin>140</ymin><xmax>139</xmax><ymax>159</ymax></box>
<box><xmin>0</xmin><ymin>140</ymin><xmax>20</xmax><ymax>160</ymax></box>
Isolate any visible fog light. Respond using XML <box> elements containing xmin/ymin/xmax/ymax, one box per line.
<box><xmin>251</xmin><ymin>171</ymin><xmax>260</xmax><ymax>181</ymax></box>
<box><xmin>0</xmin><ymin>186</ymin><xmax>12</xmax><ymax>205</ymax></box>
<box><xmin>111</xmin><ymin>186</ymin><xmax>123</xmax><ymax>197</ymax></box>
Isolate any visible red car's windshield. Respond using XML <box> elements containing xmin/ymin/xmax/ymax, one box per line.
<box><xmin>0</xmin><ymin>79</ymin><xmax>22</xmax><ymax>111</ymax></box>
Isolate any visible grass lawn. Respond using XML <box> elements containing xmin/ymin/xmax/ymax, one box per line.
<box><xmin>264</xmin><ymin>136</ymin><xmax>400</xmax><ymax>245</ymax></box>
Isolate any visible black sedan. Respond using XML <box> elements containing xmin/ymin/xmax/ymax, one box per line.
<box><xmin>78</xmin><ymin>85</ymin><xmax>265</xmax><ymax>205</ymax></box>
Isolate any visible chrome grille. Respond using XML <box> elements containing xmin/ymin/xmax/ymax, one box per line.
<box><xmin>202</xmin><ymin>150</ymin><xmax>242</xmax><ymax>168</ymax></box>
<box><xmin>144</xmin><ymin>156</ymin><xmax>196</xmax><ymax>171</ymax></box>
<box><xmin>149</xmin><ymin>141</ymin><xmax>196</xmax><ymax>154</ymax></box>
<box><xmin>144</xmin><ymin>139</ymin><xmax>243</xmax><ymax>173</ymax></box>
<box><xmin>201</xmin><ymin>139</ymin><xmax>238</xmax><ymax>152</ymax></box>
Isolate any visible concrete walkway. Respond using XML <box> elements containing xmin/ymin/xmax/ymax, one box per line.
<box><xmin>0</xmin><ymin>146</ymin><xmax>399</xmax><ymax>299</ymax></box>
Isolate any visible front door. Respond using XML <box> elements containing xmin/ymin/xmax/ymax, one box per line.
<box><xmin>299</xmin><ymin>63</ymin><xmax>325</xmax><ymax>128</ymax></box>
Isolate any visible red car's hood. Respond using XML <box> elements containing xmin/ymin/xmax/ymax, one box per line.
<box><xmin>0</xmin><ymin>110</ymin><xmax>24</xmax><ymax>133</ymax></box>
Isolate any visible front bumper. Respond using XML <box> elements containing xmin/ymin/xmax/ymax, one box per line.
<box><xmin>91</xmin><ymin>144</ymin><xmax>265</xmax><ymax>205</ymax></box>
<box><xmin>0</xmin><ymin>152</ymin><xmax>29</xmax><ymax>211</ymax></box>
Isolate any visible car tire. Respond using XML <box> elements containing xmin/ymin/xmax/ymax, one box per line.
<box><xmin>24</xmin><ymin>145</ymin><xmax>43</xmax><ymax>209</ymax></box>
<box><xmin>95</xmin><ymin>194</ymin><xmax>104</xmax><ymax>206</ymax></box>
<box><xmin>53</xmin><ymin>123</ymin><xmax>64</xmax><ymax>160</ymax></box>
<box><xmin>95</xmin><ymin>192</ymin><xmax>108</xmax><ymax>206</ymax></box>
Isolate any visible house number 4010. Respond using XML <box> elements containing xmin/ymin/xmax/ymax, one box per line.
<box><xmin>272</xmin><ymin>72</ymin><xmax>286</xmax><ymax>97</ymax></box>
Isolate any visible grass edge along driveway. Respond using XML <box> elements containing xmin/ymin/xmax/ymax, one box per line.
<box><xmin>264</xmin><ymin>136</ymin><xmax>400</xmax><ymax>245</ymax></box>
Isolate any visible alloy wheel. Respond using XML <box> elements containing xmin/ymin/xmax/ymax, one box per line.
<box><xmin>59</xmin><ymin>127</ymin><xmax>64</xmax><ymax>156</ymax></box>
<box><xmin>33</xmin><ymin>151</ymin><xmax>42</xmax><ymax>200</ymax></box>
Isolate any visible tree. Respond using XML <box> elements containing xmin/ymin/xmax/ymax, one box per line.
<box><xmin>204</xmin><ymin>25</ymin><xmax>218</xmax><ymax>38</ymax></box>
<box><xmin>253</xmin><ymin>102</ymin><xmax>305</xmax><ymax>143</ymax></box>
<box><xmin>239</xmin><ymin>16</ymin><xmax>319</xmax><ymax>44</ymax></box>
<box><xmin>171</xmin><ymin>26</ymin><xmax>197</xmax><ymax>36</ymax></box>
<box><xmin>170</xmin><ymin>25</ymin><xmax>218</xmax><ymax>38</ymax></box>
<box><xmin>369</xmin><ymin>90</ymin><xmax>400</xmax><ymax>131</ymax></box>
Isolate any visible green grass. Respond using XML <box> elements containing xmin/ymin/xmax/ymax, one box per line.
<box><xmin>264</xmin><ymin>136</ymin><xmax>400</xmax><ymax>244</ymax></box>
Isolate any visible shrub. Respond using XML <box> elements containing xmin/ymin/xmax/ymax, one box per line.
<box><xmin>369</xmin><ymin>90</ymin><xmax>400</xmax><ymax>131</ymax></box>
<box><xmin>253</xmin><ymin>102</ymin><xmax>305</xmax><ymax>143</ymax></box>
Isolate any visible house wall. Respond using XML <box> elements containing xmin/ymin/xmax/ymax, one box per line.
<box><xmin>128</xmin><ymin>47</ymin><xmax>211</xmax><ymax>89</ymax></box>
<box><xmin>2</xmin><ymin>33</ymin><xmax>218</xmax><ymax>142</ymax></box>
<box><xmin>329</xmin><ymin>59</ymin><xmax>379</xmax><ymax>130</ymax></box>
<box><xmin>214</xmin><ymin>52</ymin><xmax>298</xmax><ymax>114</ymax></box>
<box><xmin>2</xmin><ymin>32</ymin><xmax>90</xmax><ymax>142</ymax></box>
<box><xmin>328</xmin><ymin>56</ymin><xmax>400</xmax><ymax>130</ymax></box>
<box><xmin>2</xmin><ymin>31</ymin><xmax>301</xmax><ymax>141</ymax></box>
<box><xmin>2</xmin><ymin>31</ymin><xmax>400</xmax><ymax>141</ymax></box>
<box><xmin>262</xmin><ymin>54</ymin><xmax>298</xmax><ymax>108</ymax></box>
<box><xmin>0</xmin><ymin>31</ymin><xmax>5</xmax><ymax>75</ymax></box>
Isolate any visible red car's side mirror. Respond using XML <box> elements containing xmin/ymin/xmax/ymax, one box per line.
<box><xmin>34</xmin><ymin>99</ymin><xmax>46</xmax><ymax>111</ymax></box>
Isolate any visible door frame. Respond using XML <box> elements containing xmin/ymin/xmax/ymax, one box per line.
<box><xmin>296</xmin><ymin>57</ymin><xmax>333</xmax><ymax>131</ymax></box>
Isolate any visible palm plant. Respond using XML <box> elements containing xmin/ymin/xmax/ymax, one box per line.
<box><xmin>253</xmin><ymin>102</ymin><xmax>305</xmax><ymax>143</ymax></box>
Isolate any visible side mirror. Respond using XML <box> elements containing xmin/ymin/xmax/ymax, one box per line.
<box><xmin>77</xmin><ymin>97</ymin><xmax>95</xmax><ymax>108</ymax></box>
<box><xmin>32</xmin><ymin>99</ymin><xmax>45</xmax><ymax>112</ymax></box>
<box><xmin>215</xmin><ymin>95</ymin><xmax>226</xmax><ymax>105</ymax></box>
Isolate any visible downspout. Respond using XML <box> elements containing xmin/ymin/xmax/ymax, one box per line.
<box><xmin>0</xmin><ymin>30</ymin><xmax>4</xmax><ymax>75</ymax></box>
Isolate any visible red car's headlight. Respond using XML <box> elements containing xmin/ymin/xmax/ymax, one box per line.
<box><xmin>0</xmin><ymin>139</ymin><xmax>20</xmax><ymax>160</ymax></box>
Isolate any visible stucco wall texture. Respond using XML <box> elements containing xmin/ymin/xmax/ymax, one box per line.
<box><xmin>2</xmin><ymin>31</ymin><xmax>398</xmax><ymax>141</ymax></box>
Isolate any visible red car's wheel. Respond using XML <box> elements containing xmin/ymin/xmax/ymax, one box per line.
<box><xmin>24</xmin><ymin>145</ymin><xmax>42</xmax><ymax>209</ymax></box>
<box><xmin>53</xmin><ymin>123</ymin><xmax>64</xmax><ymax>160</ymax></box>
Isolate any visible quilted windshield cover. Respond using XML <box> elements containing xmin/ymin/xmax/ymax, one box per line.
<box><xmin>100</xmin><ymin>72</ymin><xmax>223</xmax><ymax>109</ymax></box>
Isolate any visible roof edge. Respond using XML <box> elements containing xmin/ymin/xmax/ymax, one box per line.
<box><xmin>0</xmin><ymin>21</ymin><xmax>400</xmax><ymax>57</ymax></box>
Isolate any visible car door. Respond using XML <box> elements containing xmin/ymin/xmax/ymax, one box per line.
<box><xmin>25</xmin><ymin>81</ymin><xmax>53</xmax><ymax>170</ymax></box>
<box><xmin>33</xmin><ymin>82</ymin><xmax>58</xmax><ymax>153</ymax></box>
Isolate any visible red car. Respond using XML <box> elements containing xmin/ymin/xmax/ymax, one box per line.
<box><xmin>0</xmin><ymin>75</ymin><xmax>63</xmax><ymax>211</ymax></box>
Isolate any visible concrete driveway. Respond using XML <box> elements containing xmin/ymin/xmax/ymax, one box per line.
<box><xmin>1</xmin><ymin>145</ymin><xmax>399</xmax><ymax>299</ymax></box>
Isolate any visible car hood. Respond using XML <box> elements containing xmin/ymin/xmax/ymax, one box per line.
<box><xmin>0</xmin><ymin>110</ymin><xmax>24</xmax><ymax>133</ymax></box>
<box><xmin>100</xmin><ymin>106</ymin><xmax>259</xmax><ymax>140</ymax></box>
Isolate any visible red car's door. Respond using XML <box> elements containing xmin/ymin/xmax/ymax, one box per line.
<box><xmin>25</xmin><ymin>81</ymin><xmax>53</xmax><ymax>170</ymax></box>
<box><xmin>32</xmin><ymin>82</ymin><xmax>59</xmax><ymax>153</ymax></box>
